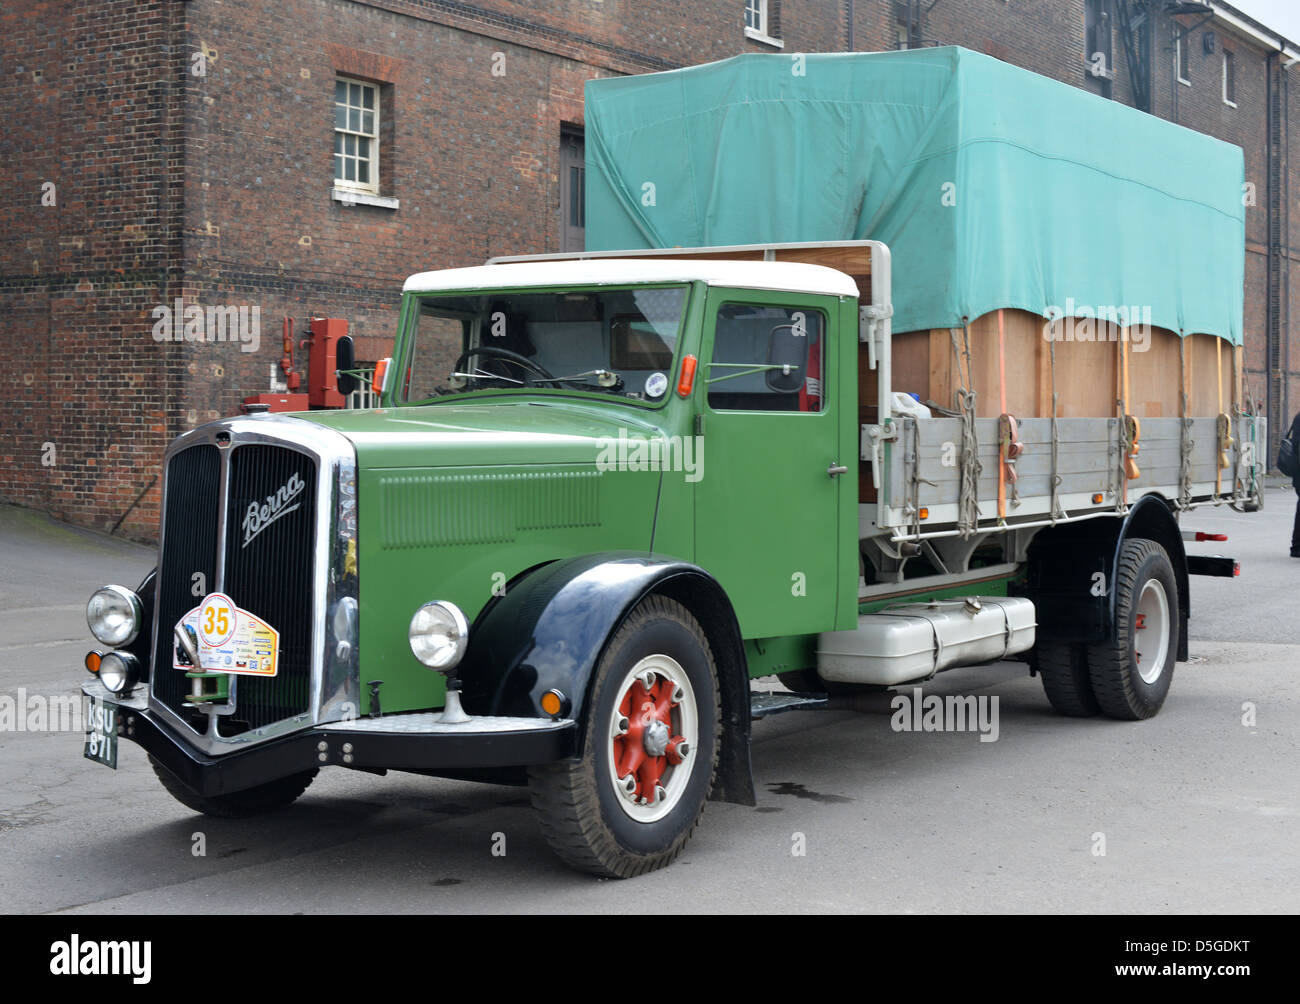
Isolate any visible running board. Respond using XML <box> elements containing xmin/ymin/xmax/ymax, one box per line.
<box><xmin>750</xmin><ymin>691</ymin><xmax>829</xmax><ymax>718</ymax></box>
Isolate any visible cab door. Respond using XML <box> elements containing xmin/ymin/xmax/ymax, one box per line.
<box><xmin>692</xmin><ymin>288</ymin><xmax>852</xmax><ymax>639</ymax></box>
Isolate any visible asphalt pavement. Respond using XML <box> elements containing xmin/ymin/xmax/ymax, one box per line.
<box><xmin>0</xmin><ymin>492</ymin><xmax>1296</xmax><ymax>913</ymax></box>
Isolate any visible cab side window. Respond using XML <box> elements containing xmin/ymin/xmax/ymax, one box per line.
<box><xmin>404</xmin><ymin>310</ymin><xmax>468</xmax><ymax>402</ymax></box>
<box><xmin>706</xmin><ymin>303</ymin><xmax>825</xmax><ymax>412</ymax></box>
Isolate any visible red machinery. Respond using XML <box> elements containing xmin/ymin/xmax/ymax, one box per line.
<box><xmin>243</xmin><ymin>316</ymin><xmax>349</xmax><ymax>413</ymax></box>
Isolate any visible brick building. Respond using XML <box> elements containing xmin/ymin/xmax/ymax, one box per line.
<box><xmin>1</xmin><ymin>0</ymin><xmax>1297</xmax><ymax>540</ymax></box>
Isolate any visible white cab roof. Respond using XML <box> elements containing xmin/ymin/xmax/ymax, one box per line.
<box><xmin>402</xmin><ymin>258</ymin><xmax>858</xmax><ymax>298</ymax></box>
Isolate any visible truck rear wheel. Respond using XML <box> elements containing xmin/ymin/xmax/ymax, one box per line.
<box><xmin>149</xmin><ymin>756</ymin><xmax>317</xmax><ymax>818</ymax></box>
<box><xmin>527</xmin><ymin>595</ymin><xmax>720</xmax><ymax>878</ymax></box>
<box><xmin>1085</xmin><ymin>538</ymin><xmax>1178</xmax><ymax>720</ymax></box>
<box><xmin>1035</xmin><ymin>640</ymin><xmax>1100</xmax><ymax>717</ymax></box>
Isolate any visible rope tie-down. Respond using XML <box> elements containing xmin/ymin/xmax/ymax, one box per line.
<box><xmin>1177</xmin><ymin>333</ymin><xmax>1193</xmax><ymax>510</ymax></box>
<box><xmin>1047</xmin><ymin>320</ymin><xmax>1067</xmax><ymax>523</ymax></box>
<box><xmin>994</xmin><ymin>310</ymin><xmax>1021</xmax><ymax>524</ymax></box>
<box><xmin>1214</xmin><ymin>335</ymin><xmax>1233</xmax><ymax>501</ymax></box>
<box><xmin>1115</xmin><ymin>323</ymin><xmax>1140</xmax><ymax>510</ymax></box>
<box><xmin>950</xmin><ymin>321</ymin><xmax>982</xmax><ymax>538</ymax></box>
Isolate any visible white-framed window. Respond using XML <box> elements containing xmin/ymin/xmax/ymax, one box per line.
<box><xmin>744</xmin><ymin>0</ymin><xmax>782</xmax><ymax>48</ymax></box>
<box><xmin>334</xmin><ymin>76</ymin><xmax>379</xmax><ymax>195</ymax></box>
<box><xmin>1176</xmin><ymin>35</ymin><xmax>1190</xmax><ymax>85</ymax></box>
<box><xmin>1222</xmin><ymin>49</ymin><xmax>1237</xmax><ymax>107</ymax></box>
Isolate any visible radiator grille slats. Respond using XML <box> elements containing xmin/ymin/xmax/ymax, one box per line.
<box><xmin>152</xmin><ymin>440</ymin><xmax>316</xmax><ymax>736</ymax></box>
<box><xmin>151</xmin><ymin>446</ymin><xmax>220</xmax><ymax>719</ymax></box>
<box><xmin>223</xmin><ymin>446</ymin><xmax>316</xmax><ymax>730</ymax></box>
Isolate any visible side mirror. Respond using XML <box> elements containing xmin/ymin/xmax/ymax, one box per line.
<box><xmin>765</xmin><ymin>323</ymin><xmax>807</xmax><ymax>393</ymax></box>
<box><xmin>336</xmin><ymin>335</ymin><xmax>358</xmax><ymax>396</ymax></box>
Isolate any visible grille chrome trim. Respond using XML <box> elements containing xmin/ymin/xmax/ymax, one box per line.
<box><xmin>148</xmin><ymin>414</ymin><xmax>358</xmax><ymax>756</ymax></box>
<box><xmin>214</xmin><ymin>450</ymin><xmax>236</xmax><ymax>736</ymax></box>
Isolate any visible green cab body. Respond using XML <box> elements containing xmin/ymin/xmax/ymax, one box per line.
<box><xmin>81</xmin><ymin>253</ymin><xmax>869</xmax><ymax>875</ymax></box>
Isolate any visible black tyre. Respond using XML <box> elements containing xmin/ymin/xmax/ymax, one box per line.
<box><xmin>1085</xmin><ymin>538</ymin><xmax>1179</xmax><ymax>720</ymax></box>
<box><xmin>527</xmin><ymin>595</ymin><xmax>720</xmax><ymax>878</ymax></box>
<box><xmin>150</xmin><ymin>756</ymin><xmax>317</xmax><ymax>818</ymax></box>
<box><xmin>1035</xmin><ymin>640</ymin><xmax>1101</xmax><ymax>717</ymax></box>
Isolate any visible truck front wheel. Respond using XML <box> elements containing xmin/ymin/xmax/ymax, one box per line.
<box><xmin>527</xmin><ymin>595</ymin><xmax>720</xmax><ymax>878</ymax></box>
<box><xmin>149</xmin><ymin>756</ymin><xmax>318</xmax><ymax>818</ymax></box>
<box><xmin>1085</xmin><ymin>538</ymin><xmax>1178</xmax><ymax>720</ymax></box>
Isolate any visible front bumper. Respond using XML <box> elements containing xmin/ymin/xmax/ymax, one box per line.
<box><xmin>83</xmin><ymin>680</ymin><xmax>576</xmax><ymax>798</ymax></box>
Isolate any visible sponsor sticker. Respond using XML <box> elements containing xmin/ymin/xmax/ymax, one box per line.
<box><xmin>173</xmin><ymin>592</ymin><xmax>280</xmax><ymax>677</ymax></box>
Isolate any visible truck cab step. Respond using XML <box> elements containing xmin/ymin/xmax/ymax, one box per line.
<box><xmin>750</xmin><ymin>691</ymin><xmax>829</xmax><ymax>719</ymax></box>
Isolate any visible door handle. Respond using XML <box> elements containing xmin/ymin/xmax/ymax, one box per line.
<box><xmin>827</xmin><ymin>462</ymin><xmax>849</xmax><ymax>478</ymax></box>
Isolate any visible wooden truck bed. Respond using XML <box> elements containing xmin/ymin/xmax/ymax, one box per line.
<box><xmin>490</xmin><ymin>241</ymin><xmax>1266</xmax><ymax>550</ymax></box>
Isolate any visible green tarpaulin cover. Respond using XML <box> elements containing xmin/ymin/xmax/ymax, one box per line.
<box><xmin>584</xmin><ymin>46</ymin><xmax>1245</xmax><ymax>344</ymax></box>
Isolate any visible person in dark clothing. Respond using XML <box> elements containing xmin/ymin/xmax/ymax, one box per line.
<box><xmin>1291</xmin><ymin>411</ymin><xmax>1300</xmax><ymax>557</ymax></box>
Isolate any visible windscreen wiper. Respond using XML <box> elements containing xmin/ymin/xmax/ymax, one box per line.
<box><xmin>546</xmin><ymin>369</ymin><xmax>623</xmax><ymax>389</ymax></box>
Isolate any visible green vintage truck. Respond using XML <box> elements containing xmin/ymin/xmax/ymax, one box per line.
<box><xmin>80</xmin><ymin>239</ymin><xmax>1261</xmax><ymax>878</ymax></box>
<box><xmin>81</xmin><ymin>50</ymin><xmax>1264</xmax><ymax>878</ymax></box>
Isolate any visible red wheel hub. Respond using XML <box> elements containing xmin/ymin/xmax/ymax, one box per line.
<box><xmin>612</xmin><ymin>674</ymin><xmax>687</xmax><ymax>804</ymax></box>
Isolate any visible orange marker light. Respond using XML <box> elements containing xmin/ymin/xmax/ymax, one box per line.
<box><xmin>540</xmin><ymin>689</ymin><xmax>566</xmax><ymax>717</ymax></box>
<box><xmin>85</xmin><ymin>651</ymin><xmax>102</xmax><ymax>675</ymax></box>
<box><xmin>1092</xmin><ymin>493</ymin><xmax>1105</xmax><ymax>505</ymax></box>
<box><xmin>372</xmin><ymin>357</ymin><xmax>390</xmax><ymax>395</ymax></box>
<box><xmin>677</xmin><ymin>355</ymin><xmax>698</xmax><ymax>397</ymax></box>
<box><xmin>918</xmin><ymin>507</ymin><xmax>929</xmax><ymax>520</ymax></box>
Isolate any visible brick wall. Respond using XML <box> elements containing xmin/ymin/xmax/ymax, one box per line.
<box><xmin>0</xmin><ymin>0</ymin><xmax>184</xmax><ymax>539</ymax></box>
<box><xmin>4</xmin><ymin>0</ymin><xmax>1300</xmax><ymax>541</ymax></box>
<box><xmin>174</xmin><ymin>0</ymin><xmax>876</xmax><ymax>432</ymax></box>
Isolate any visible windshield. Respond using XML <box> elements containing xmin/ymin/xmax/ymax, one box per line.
<box><xmin>398</xmin><ymin>285</ymin><xmax>690</xmax><ymax>404</ymax></box>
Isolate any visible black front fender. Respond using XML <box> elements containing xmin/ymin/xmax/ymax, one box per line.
<box><xmin>459</xmin><ymin>552</ymin><xmax>756</xmax><ymax>805</ymax></box>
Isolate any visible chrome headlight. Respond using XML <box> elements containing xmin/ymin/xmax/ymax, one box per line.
<box><xmin>98</xmin><ymin>651</ymin><xmax>141</xmax><ymax>695</ymax></box>
<box><xmin>408</xmin><ymin>601</ymin><xmax>469</xmax><ymax>671</ymax></box>
<box><xmin>86</xmin><ymin>585</ymin><xmax>143</xmax><ymax>647</ymax></box>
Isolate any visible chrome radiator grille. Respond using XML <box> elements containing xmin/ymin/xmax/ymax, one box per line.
<box><xmin>151</xmin><ymin>440</ymin><xmax>318</xmax><ymax>736</ymax></box>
